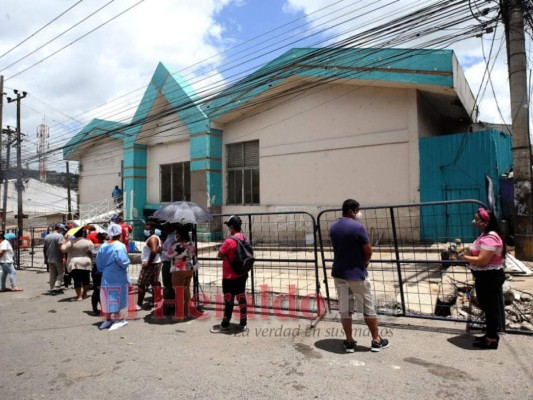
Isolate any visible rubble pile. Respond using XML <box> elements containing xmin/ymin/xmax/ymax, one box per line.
<box><xmin>505</xmin><ymin>291</ymin><xmax>533</xmax><ymax>331</ymax></box>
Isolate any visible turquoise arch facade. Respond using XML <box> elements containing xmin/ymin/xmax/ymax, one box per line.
<box><xmin>66</xmin><ymin>47</ymin><xmax>467</xmax><ymax>224</ymax></box>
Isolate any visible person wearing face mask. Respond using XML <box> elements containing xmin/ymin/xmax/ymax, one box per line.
<box><xmin>460</xmin><ymin>207</ymin><xmax>506</xmax><ymax>349</ymax></box>
<box><xmin>329</xmin><ymin>199</ymin><xmax>389</xmax><ymax>353</ymax></box>
<box><xmin>136</xmin><ymin>222</ymin><xmax>162</xmax><ymax>310</ymax></box>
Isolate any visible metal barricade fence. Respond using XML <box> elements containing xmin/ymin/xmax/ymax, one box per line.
<box><xmin>12</xmin><ymin>226</ymin><xmax>51</xmax><ymax>270</ymax></box>
<box><xmin>194</xmin><ymin>212</ymin><xmax>324</xmax><ymax>323</ymax></box>
<box><xmin>9</xmin><ymin>204</ymin><xmax>530</xmax><ymax>335</ymax></box>
<box><xmin>316</xmin><ymin>199</ymin><xmax>523</xmax><ymax>332</ymax></box>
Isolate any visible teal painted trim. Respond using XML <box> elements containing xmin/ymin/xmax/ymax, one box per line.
<box><xmin>297</xmin><ymin>68</ymin><xmax>452</xmax><ymax>86</ymax></box>
<box><xmin>128</xmin><ymin>62</ymin><xmax>209</xmax><ymax>142</ymax></box>
<box><xmin>64</xmin><ymin>118</ymin><xmax>127</xmax><ymax>159</ymax></box>
<box><xmin>191</xmin><ymin>159</ymin><xmax>222</xmax><ymax>171</ymax></box>
<box><xmin>206</xmin><ymin>47</ymin><xmax>454</xmax><ymax>118</ymax></box>
<box><xmin>123</xmin><ymin>168</ymin><xmax>147</xmax><ymax>177</ymax></box>
<box><xmin>190</xmin><ymin>129</ymin><xmax>223</xmax><ymax>170</ymax></box>
<box><xmin>189</xmin><ymin>127</ymin><xmax>223</xmax><ymax>206</ymax></box>
<box><xmin>207</xmin><ymin>171</ymin><xmax>222</xmax><ymax>207</ymax></box>
<box><xmin>123</xmin><ymin>144</ymin><xmax>147</xmax><ymax>167</ymax></box>
<box><xmin>123</xmin><ymin>143</ymin><xmax>147</xmax><ymax>221</ymax></box>
<box><xmin>143</xmin><ymin>203</ymin><xmax>161</xmax><ymax>210</ymax></box>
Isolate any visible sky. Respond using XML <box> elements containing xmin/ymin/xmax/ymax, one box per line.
<box><xmin>0</xmin><ymin>0</ymin><xmax>531</xmax><ymax>173</ymax></box>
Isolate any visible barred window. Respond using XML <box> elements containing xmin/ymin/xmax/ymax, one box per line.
<box><xmin>227</xmin><ymin>140</ymin><xmax>259</xmax><ymax>205</ymax></box>
<box><xmin>160</xmin><ymin>162</ymin><xmax>191</xmax><ymax>202</ymax></box>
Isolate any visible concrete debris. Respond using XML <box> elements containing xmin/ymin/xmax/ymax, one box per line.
<box><xmin>505</xmin><ymin>254</ymin><xmax>533</xmax><ymax>275</ymax></box>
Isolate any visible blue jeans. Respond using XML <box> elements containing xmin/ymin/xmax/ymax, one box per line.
<box><xmin>1</xmin><ymin>262</ymin><xmax>16</xmax><ymax>290</ymax></box>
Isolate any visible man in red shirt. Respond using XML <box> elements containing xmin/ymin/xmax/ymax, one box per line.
<box><xmin>210</xmin><ymin>215</ymin><xmax>249</xmax><ymax>334</ymax></box>
<box><xmin>86</xmin><ymin>226</ymin><xmax>99</xmax><ymax>244</ymax></box>
<box><xmin>111</xmin><ymin>215</ymin><xmax>133</xmax><ymax>252</ymax></box>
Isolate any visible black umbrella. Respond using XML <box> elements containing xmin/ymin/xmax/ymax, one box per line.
<box><xmin>152</xmin><ymin>201</ymin><xmax>213</xmax><ymax>224</ymax></box>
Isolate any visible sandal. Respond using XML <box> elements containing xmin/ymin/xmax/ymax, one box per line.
<box><xmin>11</xmin><ymin>287</ymin><xmax>23</xmax><ymax>292</ymax></box>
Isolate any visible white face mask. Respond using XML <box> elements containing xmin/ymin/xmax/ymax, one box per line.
<box><xmin>355</xmin><ymin>211</ymin><xmax>363</xmax><ymax>220</ymax></box>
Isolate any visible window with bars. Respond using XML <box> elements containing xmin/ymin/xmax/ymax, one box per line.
<box><xmin>160</xmin><ymin>161</ymin><xmax>191</xmax><ymax>202</ymax></box>
<box><xmin>227</xmin><ymin>140</ymin><xmax>260</xmax><ymax>205</ymax></box>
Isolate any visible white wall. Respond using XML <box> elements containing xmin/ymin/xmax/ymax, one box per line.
<box><xmin>78</xmin><ymin>140</ymin><xmax>123</xmax><ymax>204</ymax></box>
<box><xmin>221</xmin><ymin>83</ymin><xmax>420</xmax><ymax>210</ymax></box>
<box><xmin>146</xmin><ymin>140</ymin><xmax>190</xmax><ymax>204</ymax></box>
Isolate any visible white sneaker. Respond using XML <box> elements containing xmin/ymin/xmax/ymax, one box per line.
<box><xmin>134</xmin><ymin>304</ymin><xmax>142</xmax><ymax>311</ymax></box>
<box><xmin>109</xmin><ymin>319</ymin><xmax>128</xmax><ymax>331</ymax></box>
<box><xmin>99</xmin><ymin>320</ymin><xmax>114</xmax><ymax>330</ymax></box>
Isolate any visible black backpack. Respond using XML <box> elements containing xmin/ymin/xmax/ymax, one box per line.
<box><xmin>229</xmin><ymin>236</ymin><xmax>255</xmax><ymax>275</ymax></box>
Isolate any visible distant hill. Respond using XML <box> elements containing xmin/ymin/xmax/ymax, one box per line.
<box><xmin>1</xmin><ymin>169</ymin><xmax>78</xmax><ymax>190</ymax></box>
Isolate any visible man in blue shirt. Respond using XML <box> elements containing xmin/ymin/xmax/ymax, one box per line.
<box><xmin>112</xmin><ymin>186</ymin><xmax>123</xmax><ymax>205</ymax></box>
<box><xmin>330</xmin><ymin>199</ymin><xmax>389</xmax><ymax>353</ymax></box>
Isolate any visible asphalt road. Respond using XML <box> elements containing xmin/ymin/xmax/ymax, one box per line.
<box><xmin>1</xmin><ymin>268</ymin><xmax>532</xmax><ymax>400</ymax></box>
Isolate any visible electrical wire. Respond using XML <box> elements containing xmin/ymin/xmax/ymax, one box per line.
<box><xmin>4</xmin><ymin>0</ymin><xmax>146</xmax><ymax>80</ymax></box>
<box><xmin>0</xmin><ymin>0</ymin><xmax>85</xmax><ymax>61</ymax></box>
<box><xmin>4</xmin><ymin>0</ymin><xmax>506</xmax><ymax>177</ymax></box>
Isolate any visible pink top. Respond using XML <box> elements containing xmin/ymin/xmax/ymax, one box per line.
<box><xmin>469</xmin><ymin>231</ymin><xmax>504</xmax><ymax>271</ymax></box>
<box><xmin>219</xmin><ymin>232</ymin><xmax>245</xmax><ymax>279</ymax></box>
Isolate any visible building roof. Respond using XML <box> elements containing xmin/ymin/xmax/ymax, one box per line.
<box><xmin>66</xmin><ymin>47</ymin><xmax>477</xmax><ymax>151</ymax></box>
<box><xmin>2</xmin><ymin>178</ymin><xmax>77</xmax><ymax>215</ymax></box>
<box><xmin>205</xmin><ymin>47</ymin><xmax>476</xmax><ymax>124</ymax></box>
<box><xmin>64</xmin><ymin>118</ymin><xmax>127</xmax><ymax>160</ymax></box>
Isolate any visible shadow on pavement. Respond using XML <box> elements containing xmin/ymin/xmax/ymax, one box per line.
<box><xmin>447</xmin><ymin>334</ymin><xmax>488</xmax><ymax>350</ymax></box>
<box><xmin>314</xmin><ymin>338</ymin><xmax>370</xmax><ymax>354</ymax></box>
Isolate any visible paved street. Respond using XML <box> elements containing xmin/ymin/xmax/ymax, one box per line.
<box><xmin>0</xmin><ymin>267</ymin><xmax>532</xmax><ymax>400</ymax></box>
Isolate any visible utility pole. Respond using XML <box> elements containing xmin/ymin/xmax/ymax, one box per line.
<box><xmin>1</xmin><ymin>127</ymin><xmax>15</xmax><ymax>231</ymax></box>
<box><xmin>66</xmin><ymin>161</ymin><xmax>72</xmax><ymax>221</ymax></box>
<box><xmin>0</xmin><ymin>75</ymin><xmax>4</xmax><ymax>183</ymax></box>
<box><xmin>7</xmin><ymin>90</ymin><xmax>27</xmax><ymax>242</ymax></box>
<box><xmin>502</xmin><ymin>0</ymin><xmax>533</xmax><ymax>260</ymax></box>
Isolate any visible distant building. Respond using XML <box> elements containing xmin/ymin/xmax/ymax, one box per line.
<box><xmin>2</xmin><ymin>178</ymin><xmax>76</xmax><ymax>227</ymax></box>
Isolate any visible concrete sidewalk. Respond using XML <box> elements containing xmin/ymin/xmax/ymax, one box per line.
<box><xmin>0</xmin><ymin>268</ymin><xmax>532</xmax><ymax>400</ymax></box>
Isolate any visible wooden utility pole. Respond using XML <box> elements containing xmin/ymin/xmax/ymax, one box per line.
<box><xmin>66</xmin><ymin>161</ymin><xmax>72</xmax><ymax>221</ymax></box>
<box><xmin>0</xmin><ymin>75</ymin><xmax>4</xmax><ymax>183</ymax></box>
<box><xmin>502</xmin><ymin>0</ymin><xmax>533</xmax><ymax>260</ymax></box>
<box><xmin>7</xmin><ymin>90</ymin><xmax>27</xmax><ymax>240</ymax></box>
<box><xmin>1</xmin><ymin>127</ymin><xmax>15</xmax><ymax>231</ymax></box>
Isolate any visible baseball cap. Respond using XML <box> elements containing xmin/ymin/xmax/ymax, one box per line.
<box><xmin>55</xmin><ymin>223</ymin><xmax>67</xmax><ymax>232</ymax></box>
<box><xmin>224</xmin><ymin>215</ymin><xmax>242</xmax><ymax>228</ymax></box>
<box><xmin>107</xmin><ymin>224</ymin><xmax>122</xmax><ymax>237</ymax></box>
<box><xmin>111</xmin><ymin>215</ymin><xmax>120</xmax><ymax>222</ymax></box>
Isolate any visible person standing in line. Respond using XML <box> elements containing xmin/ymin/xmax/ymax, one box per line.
<box><xmin>96</xmin><ymin>224</ymin><xmax>130</xmax><ymax>330</ymax></box>
<box><xmin>161</xmin><ymin>223</ymin><xmax>177</xmax><ymax>301</ymax></box>
<box><xmin>43</xmin><ymin>223</ymin><xmax>67</xmax><ymax>294</ymax></box>
<box><xmin>210</xmin><ymin>215</ymin><xmax>249</xmax><ymax>334</ymax></box>
<box><xmin>329</xmin><ymin>199</ymin><xmax>389</xmax><ymax>353</ymax></box>
<box><xmin>167</xmin><ymin>225</ymin><xmax>197</xmax><ymax>320</ymax></box>
<box><xmin>0</xmin><ymin>231</ymin><xmax>22</xmax><ymax>292</ymax></box>
<box><xmin>90</xmin><ymin>232</ymin><xmax>108</xmax><ymax>316</ymax></box>
<box><xmin>86</xmin><ymin>225</ymin><xmax>99</xmax><ymax>244</ymax></box>
<box><xmin>459</xmin><ymin>208</ymin><xmax>506</xmax><ymax>350</ymax></box>
<box><xmin>136</xmin><ymin>222</ymin><xmax>162</xmax><ymax>310</ymax></box>
<box><xmin>111</xmin><ymin>215</ymin><xmax>133</xmax><ymax>253</ymax></box>
<box><xmin>61</xmin><ymin>226</ymin><xmax>94</xmax><ymax>301</ymax></box>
